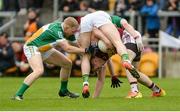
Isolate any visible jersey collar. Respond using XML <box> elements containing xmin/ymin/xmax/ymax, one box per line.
<box><xmin>61</xmin><ymin>22</ymin><xmax>64</xmax><ymax>32</ymax></box>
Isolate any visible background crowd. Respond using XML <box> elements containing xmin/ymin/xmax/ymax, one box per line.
<box><xmin>0</xmin><ymin>0</ymin><xmax>179</xmax><ymax>77</ymax></box>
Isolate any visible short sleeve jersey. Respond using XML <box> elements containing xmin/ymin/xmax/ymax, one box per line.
<box><xmin>26</xmin><ymin>21</ymin><xmax>76</xmax><ymax>47</ymax></box>
<box><xmin>111</xmin><ymin>15</ymin><xmax>123</xmax><ymax>28</ymax></box>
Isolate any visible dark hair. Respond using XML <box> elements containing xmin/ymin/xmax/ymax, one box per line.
<box><xmin>28</xmin><ymin>8</ymin><xmax>40</xmax><ymax>18</ymax></box>
<box><xmin>0</xmin><ymin>32</ymin><xmax>8</xmax><ymax>38</ymax></box>
<box><xmin>146</xmin><ymin>0</ymin><xmax>156</xmax><ymax>3</ymax></box>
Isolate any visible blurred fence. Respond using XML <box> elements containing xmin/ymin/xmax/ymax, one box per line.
<box><xmin>159</xmin><ymin>31</ymin><xmax>180</xmax><ymax>78</ymax></box>
<box><xmin>58</xmin><ymin>10</ymin><xmax>180</xmax><ymax>33</ymax></box>
<box><xmin>0</xmin><ymin>11</ymin><xmax>16</xmax><ymax>37</ymax></box>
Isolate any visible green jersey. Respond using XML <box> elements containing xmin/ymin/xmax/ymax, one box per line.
<box><xmin>26</xmin><ymin>21</ymin><xmax>76</xmax><ymax>47</ymax></box>
<box><xmin>111</xmin><ymin>15</ymin><xmax>123</xmax><ymax>28</ymax></box>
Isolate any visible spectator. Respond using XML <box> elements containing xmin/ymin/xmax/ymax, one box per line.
<box><xmin>128</xmin><ymin>0</ymin><xmax>144</xmax><ymax>12</ymax></box>
<box><xmin>140</xmin><ymin>0</ymin><xmax>160</xmax><ymax>42</ymax></box>
<box><xmin>23</xmin><ymin>8</ymin><xmax>43</xmax><ymax>41</ymax></box>
<box><xmin>18</xmin><ymin>0</ymin><xmax>27</xmax><ymax>15</ymax></box>
<box><xmin>59</xmin><ymin>0</ymin><xmax>79</xmax><ymax>12</ymax></box>
<box><xmin>11</xmin><ymin>42</ymin><xmax>30</xmax><ymax>74</ymax></box>
<box><xmin>109</xmin><ymin>0</ymin><xmax>116</xmax><ymax>11</ymax></box>
<box><xmin>2</xmin><ymin>0</ymin><xmax>19</xmax><ymax>12</ymax></box>
<box><xmin>114</xmin><ymin>0</ymin><xmax>129</xmax><ymax>16</ymax></box>
<box><xmin>89</xmin><ymin>0</ymin><xmax>109</xmax><ymax>11</ymax></box>
<box><xmin>79</xmin><ymin>0</ymin><xmax>89</xmax><ymax>11</ymax></box>
<box><xmin>163</xmin><ymin>0</ymin><xmax>180</xmax><ymax>37</ymax></box>
<box><xmin>0</xmin><ymin>32</ymin><xmax>15</xmax><ymax>75</ymax></box>
<box><xmin>158</xmin><ymin>0</ymin><xmax>166</xmax><ymax>10</ymax></box>
<box><xmin>27</xmin><ymin>0</ymin><xmax>44</xmax><ymax>13</ymax></box>
<box><xmin>0</xmin><ymin>0</ymin><xmax>3</xmax><ymax>26</ymax></box>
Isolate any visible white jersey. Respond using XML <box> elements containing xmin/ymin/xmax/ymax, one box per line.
<box><xmin>122</xmin><ymin>30</ymin><xmax>141</xmax><ymax>44</ymax></box>
<box><xmin>80</xmin><ymin>11</ymin><xmax>111</xmax><ymax>33</ymax></box>
<box><xmin>122</xmin><ymin>30</ymin><xmax>136</xmax><ymax>44</ymax></box>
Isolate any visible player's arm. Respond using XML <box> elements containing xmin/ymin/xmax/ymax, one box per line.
<box><xmin>68</xmin><ymin>41</ymin><xmax>80</xmax><ymax>47</ymax></box>
<box><xmin>120</xmin><ymin>19</ymin><xmax>143</xmax><ymax>51</ymax></box>
<box><xmin>120</xmin><ymin>19</ymin><xmax>139</xmax><ymax>38</ymax></box>
<box><xmin>38</xmin><ymin>40</ymin><xmax>94</xmax><ymax>54</ymax></box>
<box><xmin>58</xmin><ymin>40</ymin><xmax>95</xmax><ymax>54</ymax></box>
<box><xmin>107</xmin><ymin>59</ymin><xmax>122</xmax><ymax>88</ymax></box>
<box><xmin>92</xmin><ymin>27</ymin><xmax>113</xmax><ymax>49</ymax></box>
<box><xmin>93</xmin><ymin>66</ymin><xmax>106</xmax><ymax>98</ymax></box>
<box><xmin>107</xmin><ymin>59</ymin><xmax>115</xmax><ymax>77</ymax></box>
<box><xmin>58</xmin><ymin>40</ymin><xmax>85</xmax><ymax>54</ymax></box>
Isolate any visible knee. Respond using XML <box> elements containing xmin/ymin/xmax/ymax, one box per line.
<box><xmin>67</xmin><ymin>60</ymin><xmax>72</xmax><ymax>68</ymax></box>
<box><xmin>33</xmin><ymin>68</ymin><xmax>44</xmax><ymax>76</ymax></box>
<box><xmin>63</xmin><ymin>59</ymin><xmax>72</xmax><ymax>69</ymax></box>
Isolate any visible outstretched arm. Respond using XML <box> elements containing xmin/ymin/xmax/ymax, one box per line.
<box><xmin>121</xmin><ymin>19</ymin><xmax>139</xmax><ymax>38</ymax></box>
<box><xmin>107</xmin><ymin>59</ymin><xmax>123</xmax><ymax>88</ymax></box>
<box><xmin>121</xmin><ymin>19</ymin><xmax>144</xmax><ymax>51</ymax></box>
<box><xmin>107</xmin><ymin>59</ymin><xmax>115</xmax><ymax>77</ymax></box>
<box><xmin>38</xmin><ymin>40</ymin><xmax>85</xmax><ymax>54</ymax></box>
<box><xmin>58</xmin><ymin>40</ymin><xmax>85</xmax><ymax>54</ymax></box>
<box><xmin>93</xmin><ymin>66</ymin><xmax>106</xmax><ymax>98</ymax></box>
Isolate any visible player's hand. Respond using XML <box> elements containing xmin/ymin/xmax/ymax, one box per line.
<box><xmin>135</xmin><ymin>35</ymin><xmax>144</xmax><ymax>52</ymax></box>
<box><xmin>85</xmin><ymin>45</ymin><xmax>96</xmax><ymax>54</ymax></box>
<box><xmin>111</xmin><ymin>76</ymin><xmax>123</xmax><ymax>88</ymax></box>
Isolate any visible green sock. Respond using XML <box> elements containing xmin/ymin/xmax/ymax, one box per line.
<box><xmin>15</xmin><ymin>83</ymin><xmax>29</xmax><ymax>96</ymax></box>
<box><xmin>60</xmin><ymin>80</ymin><xmax>68</xmax><ymax>93</ymax></box>
<box><xmin>82</xmin><ymin>74</ymin><xmax>89</xmax><ymax>83</ymax></box>
<box><xmin>121</xmin><ymin>54</ymin><xmax>129</xmax><ymax>61</ymax></box>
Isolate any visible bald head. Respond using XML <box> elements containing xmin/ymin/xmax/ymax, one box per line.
<box><xmin>64</xmin><ymin>17</ymin><xmax>79</xmax><ymax>28</ymax></box>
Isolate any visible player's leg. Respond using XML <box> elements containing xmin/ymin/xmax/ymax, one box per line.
<box><xmin>137</xmin><ymin>71</ymin><xmax>166</xmax><ymax>97</ymax></box>
<box><xmin>44</xmin><ymin>49</ymin><xmax>79</xmax><ymax>98</ymax></box>
<box><xmin>126</xmin><ymin>44</ymin><xmax>165</xmax><ymax>97</ymax></box>
<box><xmin>99</xmin><ymin>24</ymin><xmax>140</xmax><ymax>78</ymax></box>
<box><xmin>125</xmin><ymin>49</ymin><xmax>142</xmax><ymax>98</ymax></box>
<box><xmin>91</xmin><ymin>11</ymin><xmax>129</xmax><ymax>64</ymax></box>
<box><xmin>92</xmin><ymin>62</ymin><xmax>106</xmax><ymax>98</ymax></box>
<box><xmin>99</xmin><ymin>24</ymin><xmax>127</xmax><ymax>58</ymax></box>
<box><xmin>14</xmin><ymin>46</ymin><xmax>44</xmax><ymax>100</ymax></box>
<box><xmin>78</xmin><ymin>32</ymin><xmax>91</xmax><ymax>98</ymax></box>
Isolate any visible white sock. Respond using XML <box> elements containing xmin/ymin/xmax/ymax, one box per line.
<box><xmin>149</xmin><ymin>83</ymin><xmax>160</xmax><ymax>93</ymax></box>
<box><xmin>130</xmin><ymin>82</ymin><xmax>139</xmax><ymax>93</ymax></box>
<box><xmin>83</xmin><ymin>82</ymin><xmax>89</xmax><ymax>86</ymax></box>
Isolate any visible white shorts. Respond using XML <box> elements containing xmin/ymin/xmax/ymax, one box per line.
<box><xmin>80</xmin><ymin>11</ymin><xmax>112</xmax><ymax>33</ymax></box>
<box><xmin>23</xmin><ymin>45</ymin><xmax>54</xmax><ymax>61</ymax></box>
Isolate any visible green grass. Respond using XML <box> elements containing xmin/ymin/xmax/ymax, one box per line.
<box><xmin>0</xmin><ymin>77</ymin><xmax>180</xmax><ymax>111</ymax></box>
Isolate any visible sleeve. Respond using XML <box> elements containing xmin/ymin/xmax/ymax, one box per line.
<box><xmin>2</xmin><ymin>44</ymin><xmax>14</xmax><ymax>59</ymax></box>
<box><xmin>54</xmin><ymin>30</ymin><xmax>66</xmax><ymax>42</ymax></box>
<box><xmin>111</xmin><ymin>15</ymin><xmax>123</xmax><ymax>28</ymax></box>
<box><xmin>140</xmin><ymin>6</ymin><xmax>149</xmax><ymax>14</ymax></box>
<box><xmin>148</xmin><ymin>4</ymin><xmax>159</xmax><ymax>16</ymax></box>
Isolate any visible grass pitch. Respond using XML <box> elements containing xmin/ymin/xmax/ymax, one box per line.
<box><xmin>0</xmin><ymin>77</ymin><xmax>180</xmax><ymax>111</ymax></box>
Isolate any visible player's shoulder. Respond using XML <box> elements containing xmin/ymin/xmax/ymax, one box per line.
<box><xmin>45</xmin><ymin>20</ymin><xmax>63</xmax><ymax>32</ymax></box>
<box><xmin>49</xmin><ymin>20</ymin><xmax>61</xmax><ymax>27</ymax></box>
<box><xmin>111</xmin><ymin>15</ymin><xmax>121</xmax><ymax>19</ymax></box>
